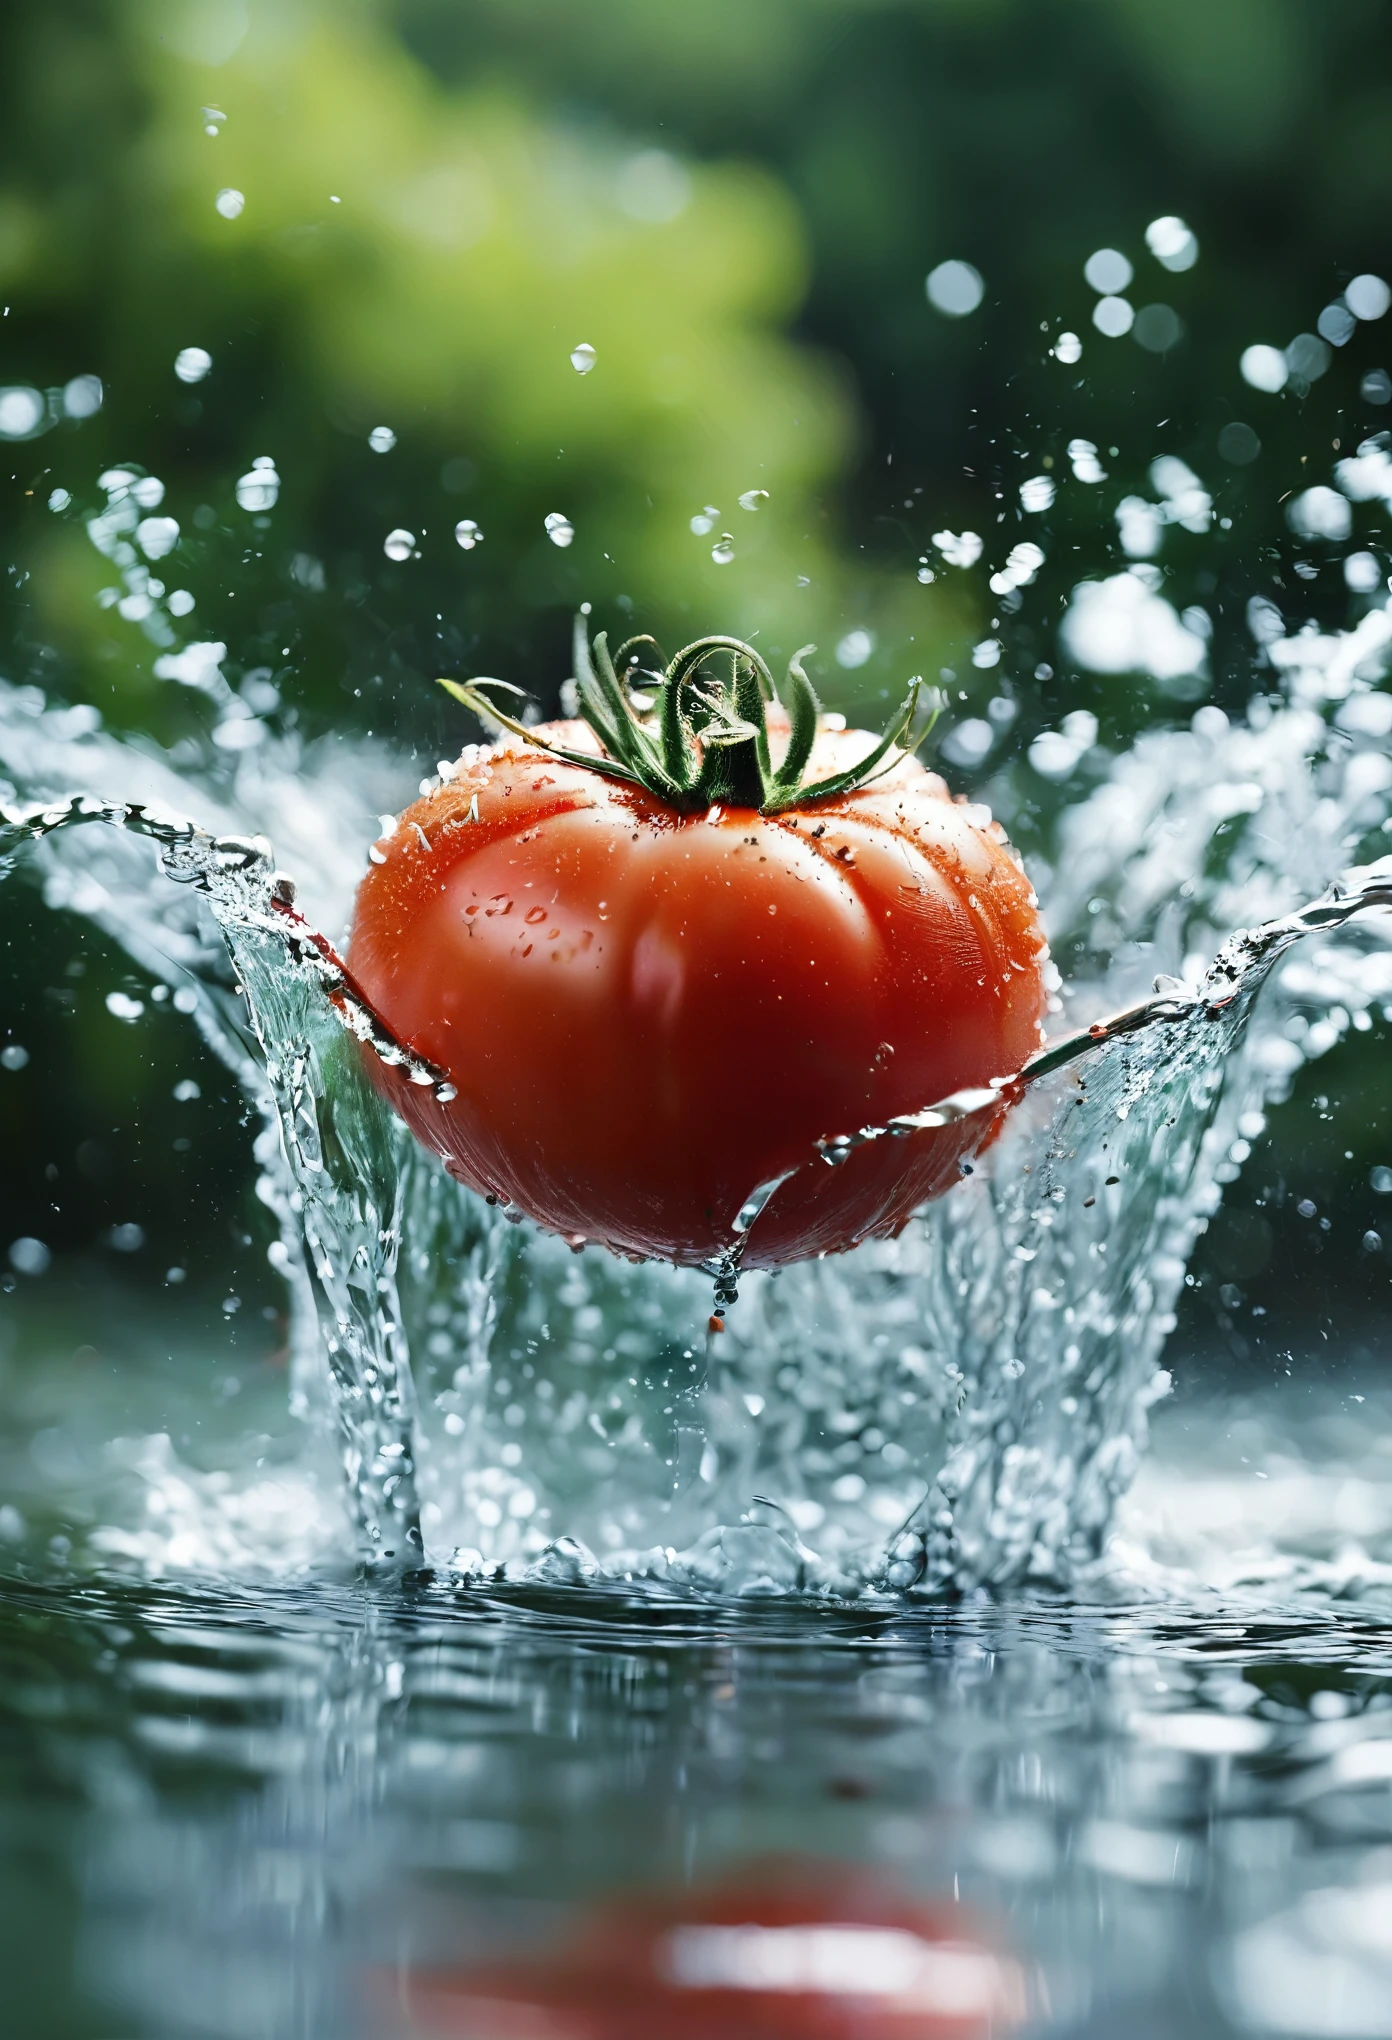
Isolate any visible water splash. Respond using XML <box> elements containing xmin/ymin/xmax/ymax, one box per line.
<box><xmin>2</xmin><ymin>593</ymin><xmax>1390</xmax><ymax>1595</ymax></box>
<box><xmin>0</xmin><ymin>779</ymin><xmax>425</xmax><ymax>1569</ymax></box>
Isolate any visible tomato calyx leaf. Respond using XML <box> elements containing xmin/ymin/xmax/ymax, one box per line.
<box><xmin>437</xmin><ymin>677</ymin><xmax>650</xmax><ymax>792</ymax></box>
<box><xmin>438</xmin><ymin>611</ymin><xmax>940</xmax><ymax>815</ymax></box>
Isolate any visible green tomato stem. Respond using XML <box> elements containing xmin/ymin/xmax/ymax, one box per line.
<box><xmin>438</xmin><ymin>612</ymin><xmax>939</xmax><ymax>815</ymax></box>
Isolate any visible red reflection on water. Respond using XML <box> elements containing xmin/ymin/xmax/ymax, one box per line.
<box><xmin>390</xmin><ymin>1860</ymin><xmax>1028</xmax><ymax>2039</ymax></box>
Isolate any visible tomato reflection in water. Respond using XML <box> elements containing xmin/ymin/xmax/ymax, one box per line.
<box><xmin>390</xmin><ymin>1860</ymin><xmax>1029</xmax><ymax>2039</ymax></box>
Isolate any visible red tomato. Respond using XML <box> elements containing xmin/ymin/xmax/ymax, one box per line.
<box><xmin>390</xmin><ymin>1858</ymin><xmax>1029</xmax><ymax>2040</ymax></box>
<box><xmin>344</xmin><ymin>628</ymin><xmax>1040</xmax><ymax>1264</ymax></box>
<box><xmin>347</xmin><ymin>630</ymin><xmax>1046</xmax><ymax>1269</ymax></box>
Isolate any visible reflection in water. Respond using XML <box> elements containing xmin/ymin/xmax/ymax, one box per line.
<box><xmin>394</xmin><ymin>1861</ymin><xmax>1027</xmax><ymax>2036</ymax></box>
<box><xmin>4</xmin><ymin>1574</ymin><xmax>1392</xmax><ymax>2037</ymax></box>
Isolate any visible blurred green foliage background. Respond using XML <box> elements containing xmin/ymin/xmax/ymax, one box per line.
<box><xmin>4</xmin><ymin>0</ymin><xmax>1392</xmax><ymax>737</ymax></box>
<box><xmin>1</xmin><ymin>0</ymin><xmax>1391</xmax><ymax>1379</ymax></box>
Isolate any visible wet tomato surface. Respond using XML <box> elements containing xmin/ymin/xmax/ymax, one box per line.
<box><xmin>348</xmin><ymin>706</ymin><xmax>1047</xmax><ymax>1269</ymax></box>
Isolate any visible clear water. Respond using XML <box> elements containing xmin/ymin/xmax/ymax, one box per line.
<box><xmin>8</xmin><ymin>1559</ymin><xmax>1392</xmax><ymax>2037</ymax></box>
<box><xmin>4</xmin><ymin>439</ymin><xmax>1392</xmax><ymax>2030</ymax></box>
<box><xmin>3</xmin><ymin>598</ymin><xmax>1390</xmax><ymax>1593</ymax></box>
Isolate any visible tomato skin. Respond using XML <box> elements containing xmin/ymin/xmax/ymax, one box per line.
<box><xmin>347</xmin><ymin>720</ymin><xmax>1047</xmax><ymax>1269</ymax></box>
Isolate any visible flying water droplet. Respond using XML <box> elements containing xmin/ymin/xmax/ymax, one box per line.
<box><xmin>836</xmin><ymin>629</ymin><xmax>874</xmax><ymax>669</ymax></box>
<box><xmin>1345</xmin><ymin>552</ymin><xmax>1382</xmax><ymax>593</ymax></box>
<box><xmin>202</xmin><ymin>106</ymin><xmax>226</xmax><ymax>138</ymax></box>
<box><xmin>1347</xmin><ymin>273</ymin><xmax>1392</xmax><ymax>322</ymax></box>
<box><xmin>690</xmin><ymin>506</ymin><xmax>720</xmax><ymax>536</ymax></box>
<box><xmin>990</xmin><ymin>547</ymin><xmax>1042</xmax><ymax>597</ymax></box>
<box><xmin>1084</xmin><ymin>247</ymin><xmax>1133</xmax><ymax>295</ymax></box>
<box><xmin>1240</xmin><ymin>344</ymin><xmax>1289</xmax><ymax>394</ymax></box>
<box><xmin>234</xmin><ymin>458</ymin><xmax>280</xmax><ymax>512</ymax></box>
<box><xmin>1287</xmin><ymin>488</ymin><xmax>1351</xmax><ymax>542</ymax></box>
<box><xmin>0</xmin><ymin>387</ymin><xmax>48</xmax><ymax>440</ymax></box>
<box><xmin>454</xmin><ymin>519</ymin><xmax>483</xmax><ymax>550</ymax></box>
<box><xmin>174</xmin><ymin>347</ymin><xmax>212</xmax><ymax>385</ymax></box>
<box><xmin>8</xmin><ymin>1238</ymin><xmax>50</xmax><ymax>1278</ymax></box>
<box><xmin>569</xmin><ymin>342</ymin><xmax>597</xmax><ymax>374</ymax></box>
<box><xmin>1020</xmin><ymin>475</ymin><xmax>1056</xmax><ymax>513</ymax></box>
<box><xmin>711</xmin><ymin>533</ymin><xmax>735</xmax><ymax>565</ymax></box>
<box><xmin>215</xmin><ymin>188</ymin><xmax>245</xmax><ymax>220</ymax></box>
<box><xmin>63</xmin><ymin>376</ymin><xmax>103</xmax><ymax>420</ymax></box>
<box><xmin>1145</xmin><ymin>215</ymin><xmax>1199</xmax><ymax>272</ymax></box>
<box><xmin>383</xmin><ymin>529</ymin><xmax>417</xmax><ymax>562</ymax></box>
<box><xmin>933</xmin><ymin>529</ymin><xmax>983</xmax><ymax>568</ymax></box>
<box><xmin>545</xmin><ymin>512</ymin><xmax>574</xmax><ymax>548</ymax></box>
<box><xmin>1093</xmin><ymin>296</ymin><xmax>1135</xmax><ymax>339</ymax></box>
<box><xmin>367</xmin><ymin>425</ymin><xmax>397</xmax><ymax>454</ymax></box>
<box><xmin>136</xmin><ymin>516</ymin><xmax>180</xmax><ymax>561</ymax></box>
<box><xmin>926</xmin><ymin>259</ymin><xmax>985</xmax><ymax>316</ymax></box>
<box><xmin>1319</xmin><ymin>302</ymin><xmax>1357</xmax><ymax>348</ymax></box>
<box><xmin>1287</xmin><ymin>333</ymin><xmax>1332</xmax><ymax>383</ymax></box>
<box><xmin>738</xmin><ymin>489</ymin><xmax>769</xmax><ymax>512</ymax></box>
<box><xmin>1053</xmin><ymin>331</ymin><xmax>1083</xmax><ymax>365</ymax></box>
<box><xmin>1067</xmin><ymin>440</ymin><xmax>1107</xmax><ymax>485</ymax></box>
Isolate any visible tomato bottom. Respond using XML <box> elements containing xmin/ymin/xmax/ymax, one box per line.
<box><xmin>372</xmin><ymin>1057</ymin><xmax>1006</xmax><ymax>1270</ymax></box>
